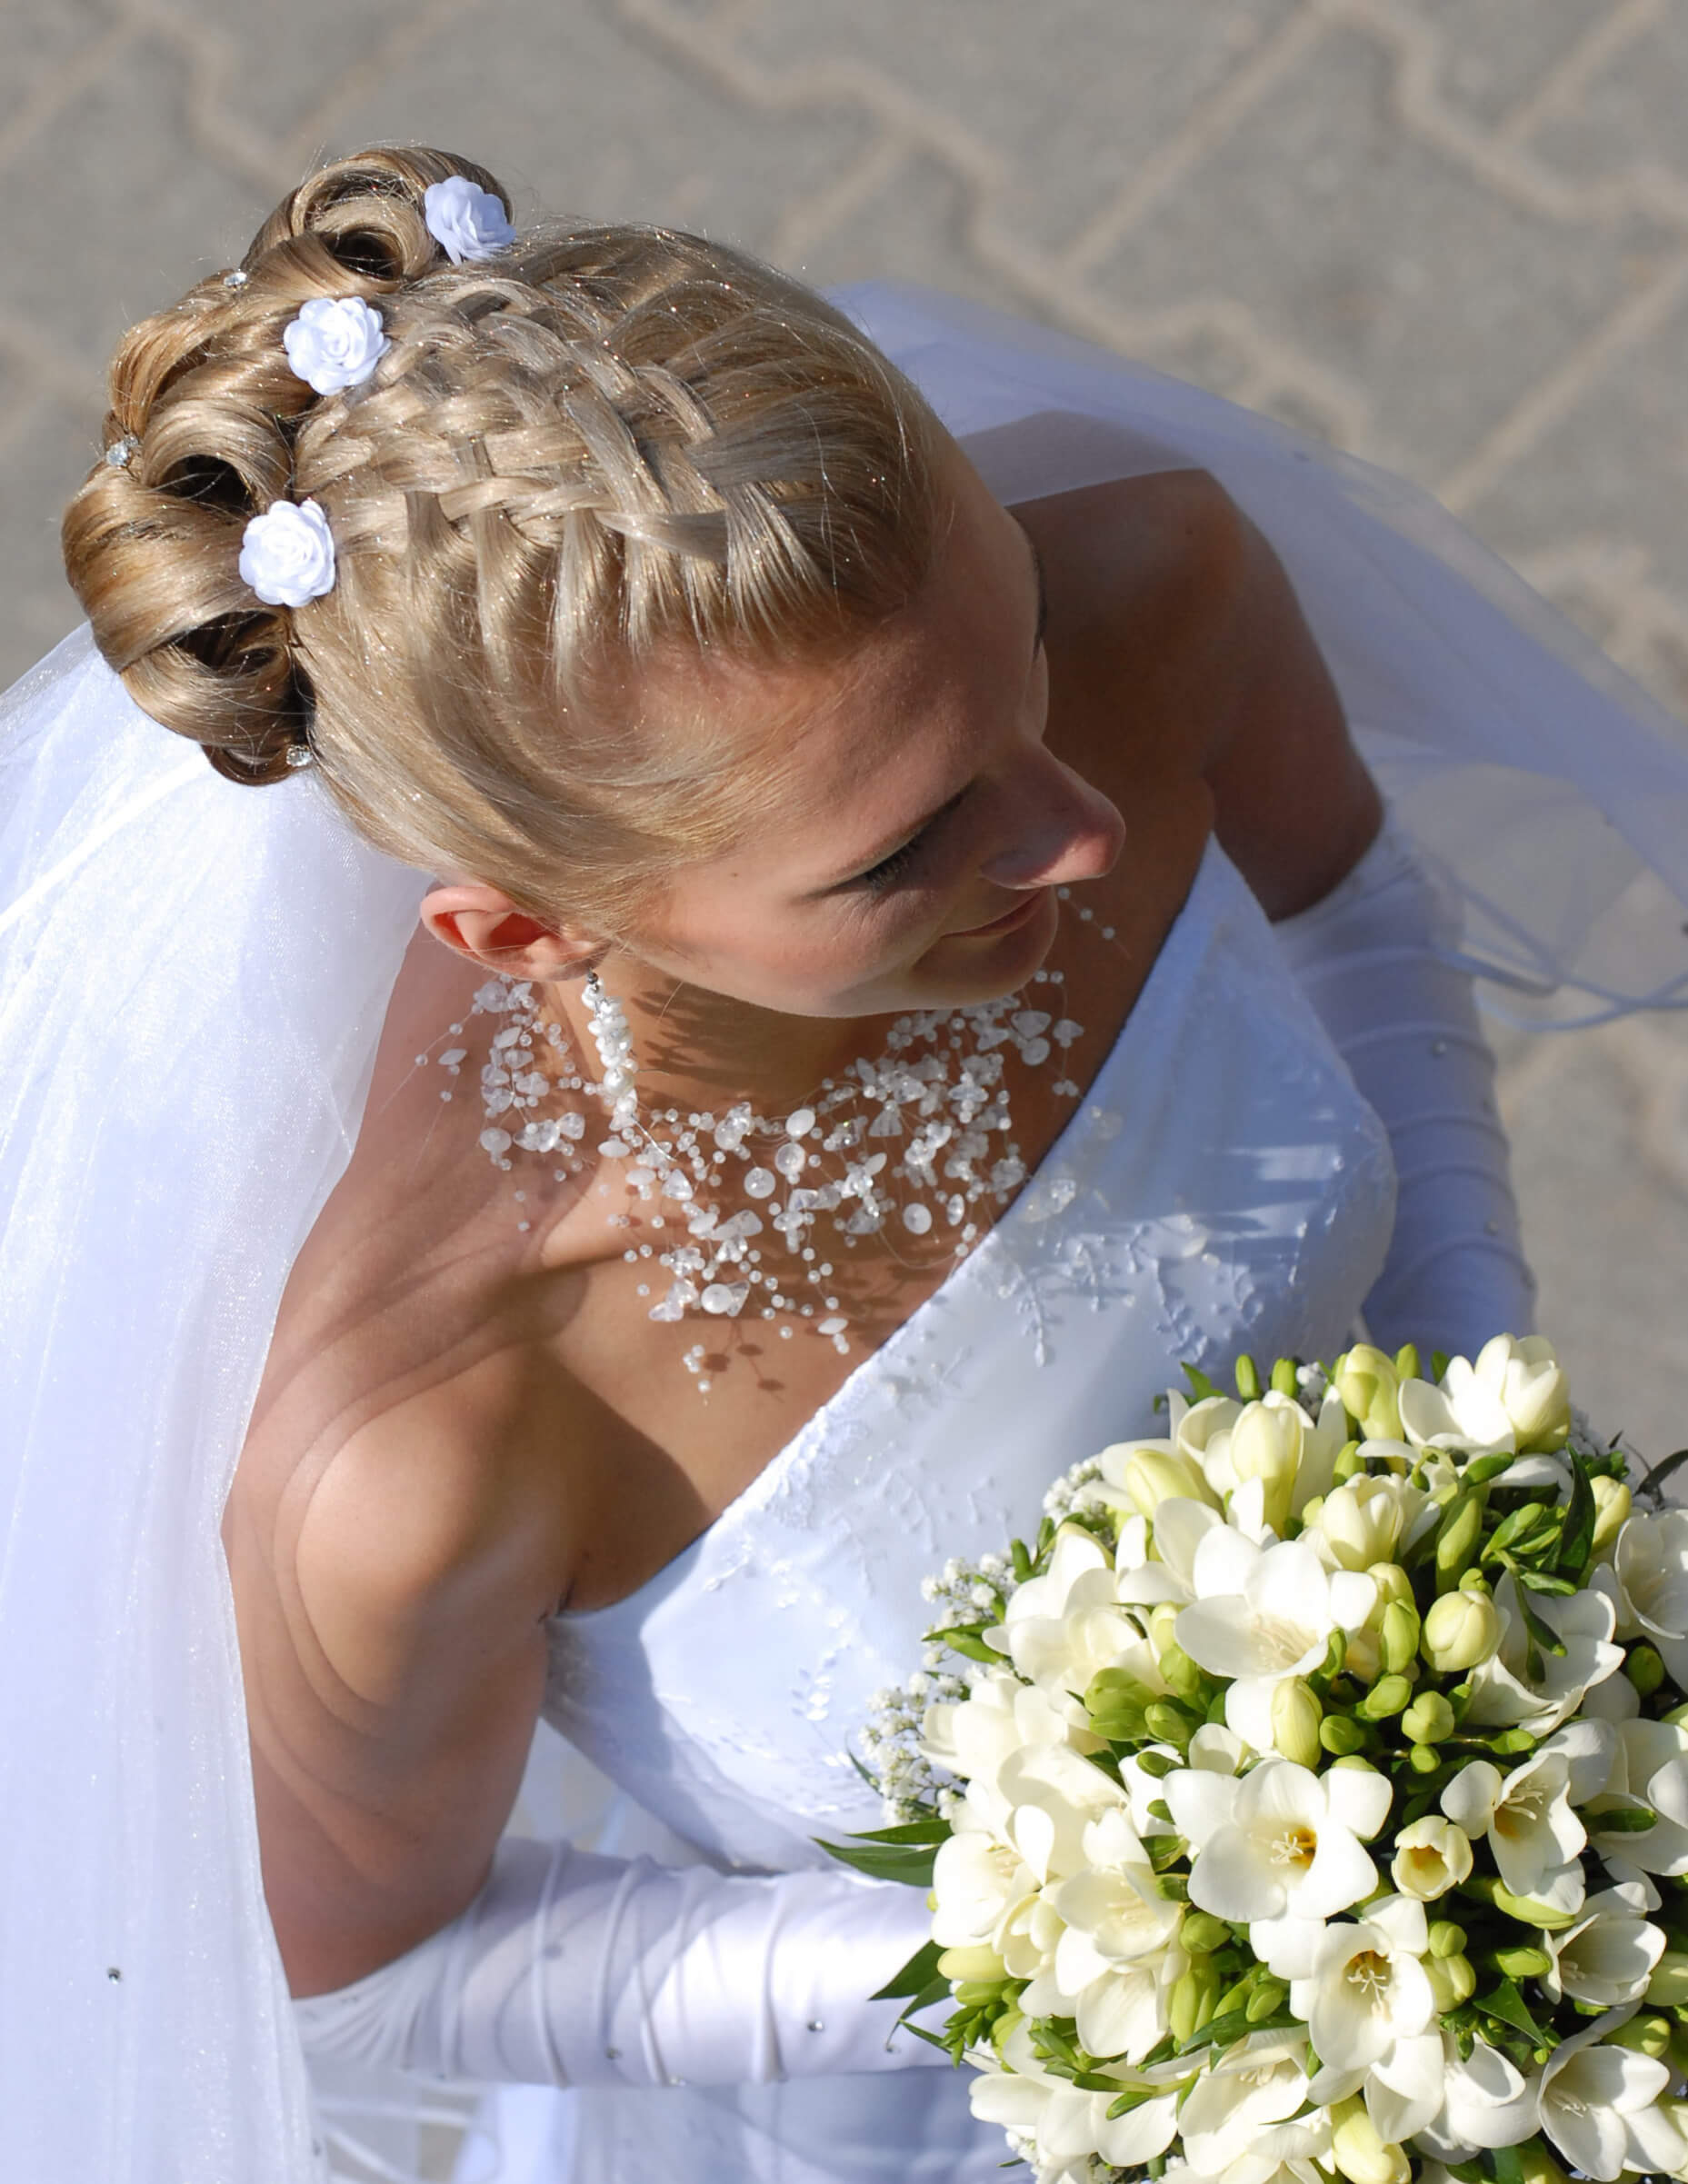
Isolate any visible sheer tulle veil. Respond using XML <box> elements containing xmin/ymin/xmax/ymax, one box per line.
<box><xmin>3</xmin><ymin>282</ymin><xmax>1686</xmax><ymax>2183</ymax></box>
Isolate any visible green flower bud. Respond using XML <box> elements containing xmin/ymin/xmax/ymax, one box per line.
<box><xmin>1433</xmin><ymin>1493</ymin><xmax>1483</xmax><ymax>1593</ymax></box>
<box><xmin>1516</xmin><ymin>2140</ymin><xmax>1570</xmax><ymax>2184</ymax></box>
<box><xmin>1406</xmin><ymin>1741</ymin><xmax>1443</xmax><ymax>1775</ymax></box>
<box><xmin>1119</xmin><ymin>1445</ymin><xmax>1219</xmax><ymax>1521</ymax></box>
<box><xmin>1357</xmin><ymin>1672</ymin><xmax>1413</xmax><ymax>1720</ymax></box>
<box><xmin>1333</xmin><ymin>1345</ymin><xmax>1403</xmax><ymax>1441</ymax></box>
<box><xmin>1647</xmin><ymin>1950</ymin><xmax>1688</xmax><ymax>2008</ymax></box>
<box><xmin>1271</xmin><ymin>1678</ymin><xmax>1324</xmax><ymax>1770</ymax></box>
<box><xmin>1159</xmin><ymin>1641</ymin><xmax>1206</xmax><ymax>1703</ymax></box>
<box><xmin>1331</xmin><ymin>2096</ymin><xmax>1409</xmax><ymax>2184</ymax></box>
<box><xmin>1234</xmin><ymin>1354</ymin><xmax>1263</xmax><ymax>1401</ymax></box>
<box><xmin>1271</xmin><ymin>1357</ymin><xmax>1301</xmax><ymax>1398</ymax></box>
<box><xmin>1332</xmin><ymin>1439</ymin><xmax>1363</xmax><ymax>1483</ymax></box>
<box><xmin>1320</xmin><ymin>1713</ymin><xmax>1366</xmax><ymax>1757</ymax></box>
<box><xmin>937</xmin><ymin>1943</ymin><xmax>1007</xmax><ymax>1983</ymax></box>
<box><xmin>1626</xmin><ymin>1643</ymin><xmax>1665</xmax><ymax>1698</ymax></box>
<box><xmin>1393</xmin><ymin>1343</ymin><xmax>1422</xmax><ymax>1382</ymax></box>
<box><xmin>1490</xmin><ymin>1727</ymin><xmax>1538</xmax><ymax>1757</ymax></box>
<box><xmin>1609</xmin><ymin>2012</ymin><xmax>1673</xmax><ymax>2059</ymax></box>
<box><xmin>1422</xmin><ymin>1587</ymin><xmax>1502</xmax><ymax>1672</ymax></box>
<box><xmin>991</xmin><ymin>2005</ymin><xmax>1024</xmax><ymax>2060</ymax></box>
<box><xmin>1402</xmin><ymin>1691</ymin><xmax>1456</xmax><ymax>1744</ymax></box>
<box><xmin>1368</xmin><ymin>1561</ymin><xmax>1414</xmax><ymax>1609</ymax></box>
<box><xmin>1168</xmin><ymin>1960</ymin><xmax>1221</xmax><ymax>2044</ymax></box>
<box><xmin>1246</xmin><ymin>1975</ymin><xmax>1290</xmax><ymax>2022</ymax></box>
<box><xmin>1424</xmin><ymin>1951</ymin><xmax>1476</xmax><ymax>2009</ymax></box>
<box><xmin>1493</xmin><ymin>1943</ymin><xmax>1553</xmax><ymax>1979</ymax></box>
<box><xmin>1144</xmin><ymin>1700</ymin><xmax>1195</xmax><ymax>1749</ymax></box>
<box><xmin>1591</xmin><ymin>1476</ymin><xmax>1633</xmax><ymax>1562</ymax></box>
<box><xmin>1428</xmin><ymin>1920</ymin><xmax>1467</xmax><ymax>1960</ymax></box>
<box><xmin>1380</xmin><ymin>1601</ymin><xmax>1421</xmax><ymax>1675</ymax></box>
<box><xmin>1180</xmin><ymin>1911</ymin><xmax>1231</xmax><ymax>1956</ymax></box>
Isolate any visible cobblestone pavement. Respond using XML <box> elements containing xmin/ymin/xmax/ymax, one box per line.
<box><xmin>5</xmin><ymin>0</ymin><xmax>1688</xmax><ymax>1459</ymax></box>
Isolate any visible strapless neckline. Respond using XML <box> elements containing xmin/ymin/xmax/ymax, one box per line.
<box><xmin>550</xmin><ymin>831</ymin><xmax>1224</xmax><ymax>1631</ymax></box>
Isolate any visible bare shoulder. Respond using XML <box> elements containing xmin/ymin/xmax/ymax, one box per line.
<box><xmin>1014</xmin><ymin>464</ymin><xmax>1381</xmax><ymax>917</ymax></box>
<box><xmin>223</xmin><ymin>933</ymin><xmax>584</xmax><ymax>1994</ymax></box>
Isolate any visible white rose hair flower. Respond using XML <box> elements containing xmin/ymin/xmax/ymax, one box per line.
<box><xmin>423</xmin><ymin>175</ymin><xmax>517</xmax><ymax>264</ymax></box>
<box><xmin>831</xmin><ymin>1336</ymin><xmax>1688</xmax><ymax>2184</ymax></box>
<box><xmin>238</xmin><ymin>499</ymin><xmax>335</xmax><ymax>608</ymax></box>
<box><xmin>281</xmin><ymin>295</ymin><xmax>388</xmax><ymax>395</ymax></box>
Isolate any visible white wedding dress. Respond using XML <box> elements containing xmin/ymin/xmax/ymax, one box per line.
<box><xmin>488</xmin><ymin>833</ymin><xmax>1398</xmax><ymax>2184</ymax></box>
<box><xmin>6</xmin><ymin>278</ymin><xmax>1688</xmax><ymax>2184</ymax></box>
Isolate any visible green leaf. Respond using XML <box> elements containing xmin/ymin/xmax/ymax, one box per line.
<box><xmin>848</xmin><ymin>1818</ymin><xmax>952</xmax><ymax>1845</ymax></box>
<box><xmin>1516</xmin><ymin>1570</ymin><xmax>1577</xmax><ymax>1596</ymax></box>
<box><xmin>1478</xmin><ymin>1979</ymin><xmax>1545</xmax><ymax>2044</ymax></box>
<box><xmin>1183</xmin><ymin>1363</ymin><xmax>1222</xmax><ymax>1402</ymax></box>
<box><xmin>871</xmin><ymin>1940</ymin><xmax>945</xmax><ymax>2002</ymax></box>
<box><xmin>816</xmin><ymin>1835</ymin><xmax>939</xmax><ymax>1887</ymax></box>
<box><xmin>1491</xmin><ymin>2143</ymin><xmax>1524</xmax><ymax>2184</ymax></box>
<box><xmin>1507</xmin><ymin>1576</ymin><xmax>1568</xmax><ymax>1661</ymax></box>
<box><xmin>1560</xmin><ymin>1450</ymin><xmax>1597</xmax><ymax>1580</ymax></box>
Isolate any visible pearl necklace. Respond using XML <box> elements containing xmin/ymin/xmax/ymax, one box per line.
<box><xmin>429</xmin><ymin>963</ymin><xmax>1086</xmax><ymax>1379</ymax></box>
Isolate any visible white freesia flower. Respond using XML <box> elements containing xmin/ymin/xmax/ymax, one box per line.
<box><xmin>1441</xmin><ymin>1751</ymin><xmax>1586</xmax><ymax>1914</ymax></box>
<box><xmin>423</xmin><ymin>175</ymin><xmax>517</xmax><ymax>263</ymax></box>
<box><xmin>1389</xmin><ymin>1816</ymin><xmax>1472</xmax><ymax>1901</ymax></box>
<box><xmin>1165</xmin><ymin>1757</ymin><xmax>1388</xmax><ymax>1964</ymax></box>
<box><xmin>1114</xmin><ymin>1495</ymin><xmax>1224</xmax><ymax>1610</ymax></box>
<box><xmin>1584</xmin><ymin>1717</ymin><xmax>1688</xmax><ymax>1875</ymax></box>
<box><xmin>280</xmin><ymin>295</ymin><xmax>387</xmax><ymax>394</ymax></box>
<box><xmin>1614</xmin><ymin>1510</ymin><xmax>1688</xmax><ymax>1689</ymax></box>
<box><xmin>1398</xmin><ymin>1335</ymin><xmax>1570</xmax><ymax>1455</ymax></box>
<box><xmin>997</xmin><ymin>1525</ymin><xmax>1164</xmax><ymax>1714</ymax></box>
<box><xmin>1050</xmin><ymin>1808</ymin><xmax>1183</xmax><ymax>1980</ymax></box>
<box><xmin>1538</xmin><ymin>2011</ymin><xmax>1674</xmax><ymax>2181</ymax></box>
<box><xmin>1463</xmin><ymin>1573</ymin><xmax>1623</xmax><ymax>1734</ymax></box>
<box><xmin>1539</xmin><ymin>1886</ymin><xmax>1666</xmax><ymax>2006</ymax></box>
<box><xmin>922</xmin><ymin>1665</ymin><xmax>1073</xmax><ymax>1819</ymax></box>
<box><xmin>970</xmin><ymin>2019</ymin><xmax>1184</xmax><ymax>2177</ymax></box>
<box><xmin>1174</xmin><ymin>1535</ymin><xmax>1375</xmax><ymax>1750</ymax></box>
<box><xmin>1293</xmin><ymin>1895</ymin><xmax>1443</xmax><ymax>2140</ymax></box>
<box><xmin>1166</xmin><ymin>1393</ymin><xmax>1244</xmax><ymax>1493</ymax></box>
<box><xmin>1413</xmin><ymin>2034</ymin><xmax>1540</xmax><ymax>2156</ymax></box>
<box><xmin>997</xmin><ymin>1740</ymin><xmax>1130</xmax><ymax>1888</ymax></box>
<box><xmin>237</xmin><ymin>498</ymin><xmax>335</xmax><ymax>607</ymax></box>
<box><xmin>1176</xmin><ymin>2030</ymin><xmax>1323</xmax><ymax>2178</ymax></box>
<box><xmin>931</xmin><ymin>1801</ymin><xmax>1044</xmax><ymax>1953</ymax></box>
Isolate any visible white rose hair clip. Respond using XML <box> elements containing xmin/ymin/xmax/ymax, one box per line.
<box><xmin>423</xmin><ymin>176</ymin><xmax>517</xmax><ymax>264</ymax></box>
<box><xmin>282</xmin><ymin>296</ymin><xmax>389</xmax><ymax>394</ymax></box>
<box><xmin>239</xmin><ymin>499</ymin><xmax>335</xmax><ymax>608</ymax></box>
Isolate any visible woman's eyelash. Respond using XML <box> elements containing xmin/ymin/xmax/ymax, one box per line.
<box><xmin>855</xmin><ymin>836</ymin><xmax>924</xmax><ymax>893</ymax></box>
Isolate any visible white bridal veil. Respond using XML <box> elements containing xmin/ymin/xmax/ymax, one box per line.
<box><xmin>3</xmin><ymin>281</ymin><xmax>1687</xmax><ymax>2184</ymax></box>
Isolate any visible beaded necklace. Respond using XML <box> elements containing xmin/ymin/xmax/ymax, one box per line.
<box><xmin>427</xmin><ymin>942</ymin><xmax>1093</xmax><ymax>1382</ymax></box>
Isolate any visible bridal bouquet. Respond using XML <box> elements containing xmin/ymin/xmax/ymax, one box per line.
<box><xmin>831</xmin><ymin>1337</ymin><xmax>1688</xmax><ymax>2184</ymax></box>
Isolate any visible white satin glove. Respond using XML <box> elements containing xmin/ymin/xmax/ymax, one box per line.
<box><xmin>294</xmin><ymin>1835</ymin><xmax>946</xmax><ymax>2088</ymax></box>
<box><xmin>1273</xmin><ymin>816</ymin><xmax>1536</xmax><ymax>1361</ymax></box>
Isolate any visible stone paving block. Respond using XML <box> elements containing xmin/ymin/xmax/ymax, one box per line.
<box><xmin>160</xmin><ymin>0</ymin><xmax>446</xmax><ymax>150</ymax></box>
<box><xmin>1524</xmin><ymin>10</ymin><xmax>1688</xmax><ymax>188</ymax></box>
<box><xmin>795</xmin><ymin>148</ymin><xmax>1037</xmax><ymax>314</ymax></box>
<box><xmin>0</xmin><ymin>399</ymin><xmax>98</xmax><ymax>679</ymax></box>
<box><xmin>1461</xmin><ymin>275</ymin><xmax>1688</xmax><ymax>629</ymax></box>
<box><xmin>0</xmin><ymin>0</ymin><xmax>117</xmax><ymax>132</ymax></box>
<box><xmin>0</xmin><ymin>35</ymin><xmax>272</xmax><ymax>367</ymax></box>
<box><xmin>1393</xmin><ymin>0</ymin><xmax>1613</xmax><ymax>130</ymax></box>
<box><xmin>1501</xmin><ymin>1017</ymin><xmax>1688</xmax><ymax>1466</ymax></box>
<box><xmin>317</xmin><ymin>0</ymin><xmax>876</xmax><ymax>262</ymax></box>
<box><xmin>1087</xmin><ymin>20</ymin><xmax>1678</xmax><ymax>480</ymax></box>
<box><xmin>729</xmin><ymin>0</ymin><xmax>1299</xmax><ymax>259</ymax></box>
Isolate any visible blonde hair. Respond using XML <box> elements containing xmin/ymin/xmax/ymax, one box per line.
<box><xmin>62</xmin><ymin>146</ymin><xmax>946</xmax><ymax>933</ymax></box>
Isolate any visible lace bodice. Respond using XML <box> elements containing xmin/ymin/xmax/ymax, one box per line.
<box><xmin>538</xmin><ymin>838</ymin><xmax>1396</xmax><ymax>1872</ymax></box>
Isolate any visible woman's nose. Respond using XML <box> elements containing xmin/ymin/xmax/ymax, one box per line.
<box><xmin>977</xmin><ymin>758</ymin><xmax>1126</xmax><ymax>890</ymax></box>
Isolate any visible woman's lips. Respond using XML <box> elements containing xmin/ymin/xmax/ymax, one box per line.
<box><xmin>949</xmin><ymin>888</ymin><xmax>1048</xmax><ymax>939</ymax></box>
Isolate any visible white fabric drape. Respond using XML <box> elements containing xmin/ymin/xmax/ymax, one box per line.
<box><xmin>3</xmin><ymin>282</ymin><xmax>1686</xmax><ymax>2183</ymax></box>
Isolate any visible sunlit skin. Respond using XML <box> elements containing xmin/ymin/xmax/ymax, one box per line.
<box><xmin>419</xmin><ymin>439</ymin><xmax>1127</xmax><ymax>1117</ymax></box>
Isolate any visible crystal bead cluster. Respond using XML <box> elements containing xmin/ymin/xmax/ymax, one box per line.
<box><xmin>431</xmin><ymin>968</ymin><xmax>1085</xmax><ymax>1371</ymax></box>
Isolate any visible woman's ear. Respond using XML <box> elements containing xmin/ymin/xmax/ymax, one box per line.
<box><xmin>418</xmin><ymin>881</ymin><xmax>603</xmax><ymax>982</ymax></box>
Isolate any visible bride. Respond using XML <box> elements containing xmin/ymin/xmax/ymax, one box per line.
<box><xmin>6</xmin><ymin>144</ymin><xmax>1688</xmax><ymax>2184</ymax></box>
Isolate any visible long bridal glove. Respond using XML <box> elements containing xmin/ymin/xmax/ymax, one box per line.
<box><xmin>294</xmin><ymin>1836</ymin><xmax>947</xmax><ymax>2088</ymax></box>
<box><xmin>1273</xmin><ymin>816</ymin><xmax>1536</xmax><ymax>1361</ymax></box>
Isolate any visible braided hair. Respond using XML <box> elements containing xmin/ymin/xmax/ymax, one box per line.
<box><xmin>62</xmin><ymin>147</ymin><xmax>944</xmax><ymax>936</ymax></box>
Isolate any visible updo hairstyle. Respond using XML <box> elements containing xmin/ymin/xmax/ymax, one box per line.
<box><xmin>62</xmin><ymin>147</ymin><xmax>945</xmax><ymax>937</ymax></box>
